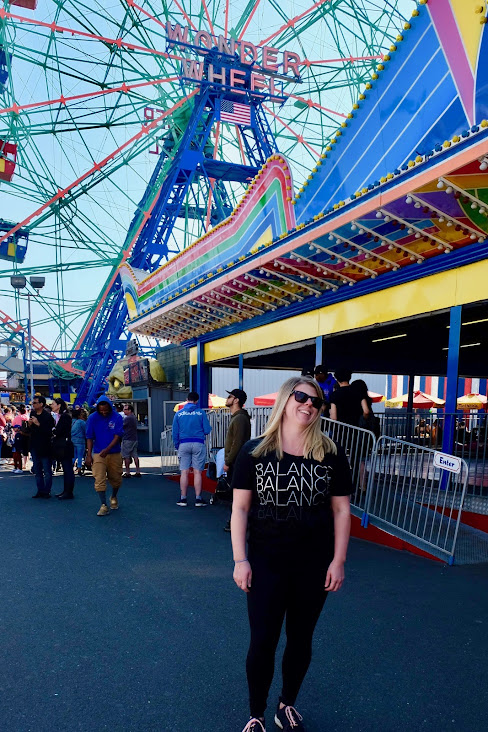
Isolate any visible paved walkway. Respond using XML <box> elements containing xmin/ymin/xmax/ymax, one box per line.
<box><xmin>0</xmin><ymin>460</ymin><xmax>487</xmax><ymax>732</ymax></box>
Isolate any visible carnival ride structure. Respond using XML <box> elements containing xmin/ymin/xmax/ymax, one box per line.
<box><xmin>123</xmin><ymin>0</ymin><xmax>488</xmax><ymax>360</ymax></box>
<box><xmin>0</xmin><ymin>0</ymin><xmax>411</xmax><ymax>401</ymax></box>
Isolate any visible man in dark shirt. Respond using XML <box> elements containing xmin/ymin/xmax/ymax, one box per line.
<box><xmin>26</xmin><ymin>395</ymin><xmax>55</xmax><ymax>498</ymax></box>
<box><xmin>122</xmin><ymin>404</ymin><xmax>140</xmax><ymax>478</ymax></box>
<box><xmin>329</xmin><ymin>369</ymin><xmax>363</xmax><ymax>427</ymax></box>
<box><xmin>224</xmin><ymin>389</ymin><xmax>252</xmax><ymax>479</ymax></box>
<box><xmin>223</xmin><ymin>388</ymin><xmax>252</xmax><ymax>532</ymax></box>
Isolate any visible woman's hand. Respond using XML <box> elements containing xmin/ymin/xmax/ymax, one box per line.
<box><xmin>325</xmin><ymin>558</ymin><xmax>345</xmax><ymax>592</ymax></box>
<box><xmin>234</xmin><ymin>560</ymin><xmax>252</xmax><ymax>593</ymax></box>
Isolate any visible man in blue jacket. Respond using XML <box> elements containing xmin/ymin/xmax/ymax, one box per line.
<box><xmin>85</xmin><ymin>396</ymin><xmax>124</xmax><ymax>516</ymax></box>
<box><xmin>172</xmin><ymin>391</ymin><xmax>211</xmax><ymax>507</ymax></box>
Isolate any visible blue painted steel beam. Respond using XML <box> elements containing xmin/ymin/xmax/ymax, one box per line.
<box><xmin>442</xmin><ymin>306</ymin><xmax>462</xmax><ymax>454</ymax></box>
<box><xmin>238</xmin><ymin>353</ymin><xmax>244</xmax><ymax>391</ymax></box>
<box><xmin>196</xmin><ymin>339</ymin><xmax>209</xmax><ymax>410</ymax></box>
<box><xmin>315</xmin><ymin>337</ymin><xmax>323</xmax><ymax>368</ymax></box>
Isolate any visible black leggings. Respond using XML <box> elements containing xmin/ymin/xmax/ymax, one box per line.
<box><xmin>246</xmin><ymin>552</ymin><xmax>329</xmax><ymax>718</ymax></box>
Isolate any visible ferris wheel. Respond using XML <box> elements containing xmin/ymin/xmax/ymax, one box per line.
<box><xmin>0</xmin><ymin>0</ymin><xmax>411</xmax><ymax>365</ymax></box>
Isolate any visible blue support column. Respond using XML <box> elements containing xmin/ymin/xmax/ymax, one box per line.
<box><xmin>442</xmin><ymin>306</ymin><xmax>462</xmax><ymax>454</ymax></box>
<box><xmin>196</xmin><ymin>339</ymin><xmax>209</xmax><ymax>409</ymax></box>
<box><xmin>238</xmin><ymin>353</ymin><xmax>244</xmax><ymax>390</ymax></box>
<box><xmin>315</xmin><ymin>336</ymin><xmax>323</xmax><ymax>367</ymax></box>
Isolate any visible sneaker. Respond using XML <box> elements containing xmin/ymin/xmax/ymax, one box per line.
<box><xmin>195</xmin><ymin>496</ymin><xmax>207</xmax><ymax>507</ymax></box>
<box><xmin>242</xmin><ymin>719</ymin><xmax>266</xmax><ymax>732</ymax></box>
<box><xmin>97</xmin><ymin>504</ymin><xmax>110</xmax><ymax>516</ymax></box>
<box><xmin>135</xmin><ymin>473</ymin><xmax>142</xmax><ymax>478</ymax></box>
<box><xmin>176</xmin><ymin>497</ymin><xmax>188</xmax><ymax>507</ymax></box>
<box><xmin>274</xmin><ymin>705</ymin><xmax>305</xmax><ymax>731</ymax></box>
<box><xmin>123</xmin><ymin>473</ymin><xmax>132</xmax><ymax>478</ymax></box>
<box><xmin>110</xmin><ymin>496</ymin><xmax>119</xmax><ymax>510</ymax></box>
<box><xmin>14</xmin><ymin>469</ymin><xmax>23</xmax><ymax>474</ymax></box>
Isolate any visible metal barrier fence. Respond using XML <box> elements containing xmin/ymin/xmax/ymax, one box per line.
<box><xmin>161</xmin><ymin>410</ymin><xmax>472</xmax><ymax>562</ymax></box>
<box><xmin>160</xmin><ymin>427</ymin><xmax>179</xmax><ymax>474</ymax></box>
<box><xmin>160</xmin><ymin>406</ymin><xmax>274</xmax><ymax>471</ymax></box>
<box><xmin>364</xmin><ymin>436</ymin><xmax>469</xmax><ymax>563</ymax></box>
<box><xmin>378</xmin><ymin>412</ymin><xmax>488</xmax><ymax>497</ymax></box>
<box><xmin>321</xmin><ymin>417</ymin><xmax>377</xmax><ymax>512</ymax></box>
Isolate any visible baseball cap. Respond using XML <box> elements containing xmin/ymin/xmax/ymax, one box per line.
<box><xmin>226</xmin><ymin>388</ymin><xmax>247</xmax><ymax>404</ymax></box>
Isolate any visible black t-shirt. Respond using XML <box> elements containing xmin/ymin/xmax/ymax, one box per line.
<box><xmin>329</xmin><ymin>385</ymin><xmax>363</xmax><ymax>427</ymax></box>
<box><xmin>232</xmin><ymin>438</ymin><xmax>352</xmax><ymax>560</ymax></box>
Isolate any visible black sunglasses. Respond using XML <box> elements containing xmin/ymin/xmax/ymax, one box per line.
<box><xmin>291</xmin><ymin>390</ymin><xmax>324</xmax><ymax>410</ymax></box>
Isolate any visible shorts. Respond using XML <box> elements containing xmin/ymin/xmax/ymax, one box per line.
<box><xmin>178</xmin><ymin>442</ymin><xmax>206</xmax><ymax>471</ymax></box>
<box><xmin>121</xmin><ymin>439</ymin><xmax>138</xmax><ymax>459</ymax></box>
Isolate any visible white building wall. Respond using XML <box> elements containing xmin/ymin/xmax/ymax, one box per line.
<box><xmin>211</xmin><ymin>367</ymin><xmax>300</xmax><ymax>405</ymax></box>
<box><xmin>212</xmin><ymin>367</ymin><xmax>388</xmax><ymax>408</ymax></box>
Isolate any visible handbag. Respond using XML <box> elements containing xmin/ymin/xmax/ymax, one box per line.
<box><xmin>206</xmin><ymin>461</ymin><xmax>217</xmax><ymax>480</ymax></box>
<box><xmin>215</xmin><ymin>473</ymin><xmax>232</xmax><ymax>500</ymax></box>
<box><xmin>52</xmin><ymin>436</ymin><xmax>73</xmax><ymax>460</ymax></box>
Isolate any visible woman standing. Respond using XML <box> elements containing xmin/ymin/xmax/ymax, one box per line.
<box><xmin>51</xmin><ymin>398</ymin><xmax>75</xmax><ymax>499</ymax></box>
<box><xmin>231</xmin><ymin>376</ymin><xmax>352</xmax><ymax>732</ymax></box>
<box><xmin>13</xmin><ymin>404</ymin><xmax>30</xmax><ymax>470</ymax></box>
<box><xmin>71</xmin><ymin>408</ymin><xmax>87</xmax><ymax>475</ymax></box>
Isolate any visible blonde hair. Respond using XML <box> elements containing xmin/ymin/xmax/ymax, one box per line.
<box><xmin>252</xmin><ymin>375</ymin><xmax>337</xmax><ymax>461</ymax></box>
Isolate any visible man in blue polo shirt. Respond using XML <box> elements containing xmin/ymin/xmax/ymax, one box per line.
<box><xmin>85</xmin><ymin>396</ymin><xmax>124</xmax><ymax>516</ymax></box>
<box><xmin>172</xmin><ymin>391</ymin><xmax>211</xmax><ymax>507</ymax></box>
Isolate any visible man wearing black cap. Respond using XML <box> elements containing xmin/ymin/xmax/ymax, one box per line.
<box><xmin>224</xmin><ymin>389</ymin><xmax>251</xmax><ymax>476</ymax></box>
<box><xmin>223</xmin><ymin>389</ymin><xmax>251</xmax><ymax>532</ymax></box>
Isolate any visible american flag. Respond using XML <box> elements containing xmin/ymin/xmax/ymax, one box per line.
<box><xmin>220</xmin><ymin>99</ymin><xmax>252</xmax><ymax>126</ymax></box>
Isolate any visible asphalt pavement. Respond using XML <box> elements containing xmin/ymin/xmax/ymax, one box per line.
<box><xmin>0</xmin><ymin>461</ymin><xmax>487</xmax><ymax>732</ymax></box>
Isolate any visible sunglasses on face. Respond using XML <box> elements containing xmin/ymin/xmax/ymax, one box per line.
<box><xmin>291</xmin><ymin>390</ymin><xmax>324</xmax><ymax>410</ymax></box>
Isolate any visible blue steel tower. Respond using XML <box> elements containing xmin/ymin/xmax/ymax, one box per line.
<box><xmin>74</xmin><ymin>46</ymin><xmax>281</xmax><ymax>405</ymax></box>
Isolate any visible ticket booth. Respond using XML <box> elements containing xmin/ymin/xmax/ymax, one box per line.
<box><xmin>123</xmin><ymin>357</ymin><xmax>187</xmax><ymax>453</ymax></box>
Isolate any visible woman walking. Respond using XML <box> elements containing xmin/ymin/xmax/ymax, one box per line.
<box><xmin>71</xmin><ymin>408</ymin><xmax>87</xmax><ymax>475</ymax></box>
<box><xmin>51</xmin><ymin>398</ymin><xmax>75</xmax><ymax>499</ymax></box>
<box><xmin>231</xmin><ymin>376</ymin><xmax>352</xmax><ymax>732</ymax></box>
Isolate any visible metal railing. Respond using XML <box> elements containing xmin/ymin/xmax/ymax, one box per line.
<box><xmin>160</xmin><ymin>427</ymin><xmax>179</xmax><ymax>474</ymax></box>
<box><xmin>321</xmin><ymin>417</ymin><xmax>377</xmax><ymax>512</ymax></box>
<box><xmin>378</xmin><ymin>412</ymin><xmax>488</xmax><ymax>497</ymax></box>
<box><xmin>364</xmin><ymin>436</ymin><xmax>469</xmax><ymax>563</ymax></box>
<box><xmin>161</xmin><ymin>408</ymin><xmax>475</xmax><ymax>562</ymax></box>
<box><xmin>203</xmin><ymin>406</ymin><xmax>274</xmax><ymax>461</ymax></box>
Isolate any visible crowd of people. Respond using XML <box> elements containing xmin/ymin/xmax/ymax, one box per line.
<box><xmin>0</xmin><ymin>395</ymin><xmax>140</xmax><ymax>515</ymax></box>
